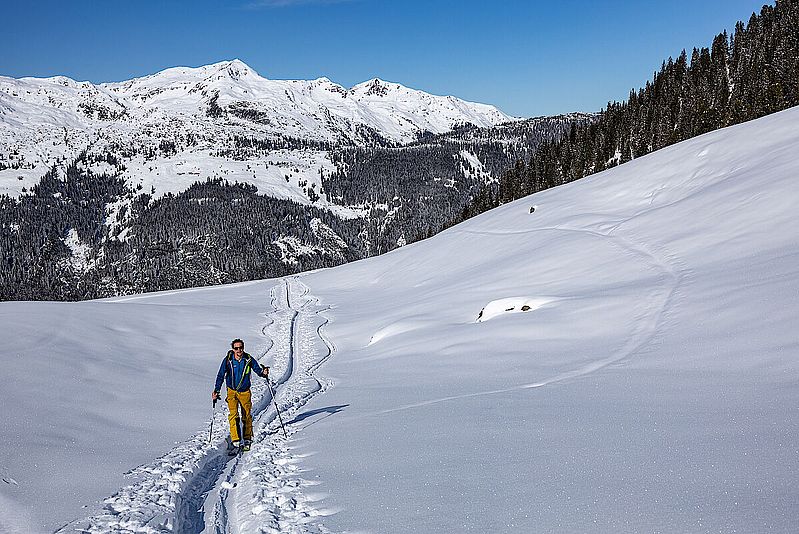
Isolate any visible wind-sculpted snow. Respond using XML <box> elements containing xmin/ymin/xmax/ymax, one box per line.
<box><xmin>476</xmin><ymin>296</ymin><xmax>556</xmax><ymax>322</ymax></box>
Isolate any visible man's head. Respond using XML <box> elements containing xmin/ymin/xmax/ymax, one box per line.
<box><xmin>231</xmin><ymin>339</ymin><xmax>245</xmax><ymax>353</ymax></box>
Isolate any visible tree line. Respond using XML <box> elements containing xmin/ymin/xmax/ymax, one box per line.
<box><xmin>0</xmin><ymin>154</ymin><xmax>365</xmax><ymax>300</ymax></box>
<box><xmin>323</xmin><ymin>115</ymin><xmax>586</xmax><ymax>252</ymax></box>
<box><xmin>457</xmin><ymin>0</ymin><xmax>799</xmax><ymax>220</ymax></box>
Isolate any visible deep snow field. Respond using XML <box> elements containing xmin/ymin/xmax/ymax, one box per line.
<box><xmin>1</xmin><ymin>106</ymin><xmax>798</xmax><ymax>533</ymax></box>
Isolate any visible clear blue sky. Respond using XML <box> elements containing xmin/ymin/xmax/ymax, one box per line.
<box><xmin>1</xmin><ymin>0</ymin><xmax>768</xmax><ymax>117</ymax></box>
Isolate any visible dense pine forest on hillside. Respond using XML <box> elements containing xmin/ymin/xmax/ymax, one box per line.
<box><xmin>458</xmin><ymin>0</ymin><xmax>799</xmax><ymax>219</ymax></box>
<box><xmin>0</xmin><ymin>157</ymin><xmax>366</xmax><ymax>300</ymax></box>
<box><xmin>323</xmin><ymin>115</ymin><xmax>589</xmax><ymax>253</ymax></box>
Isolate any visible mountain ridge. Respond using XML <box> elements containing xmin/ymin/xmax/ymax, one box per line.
<box><xmin>0</xmin><ymin>58</ymin><xmax>518</xmax><ymax>202</ymax></box>
<box><xmin>2</xmin><ymin>58</ymin><xmax>513</xmax><ymax>140</ymax></box>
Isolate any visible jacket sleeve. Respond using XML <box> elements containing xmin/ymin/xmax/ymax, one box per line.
<box><xmin>250</xmin><ymin>357</ymin><xmax>266</xmax><ymax>377</ymax></box>
<box><xmin>214</xmin><ymin>357</ymin><xmax>227</xmax><ymax>392</ymax></box>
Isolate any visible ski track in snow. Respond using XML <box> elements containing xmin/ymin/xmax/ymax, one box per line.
<box><xmin>367</xmin><ymin>221</ymin><xmax>685</xmax><ymax>417</ymax></box>
<box><xmin>56</xmin><ymin>276</ymin><xmax>336</xmax><ymax>534</ymax></box>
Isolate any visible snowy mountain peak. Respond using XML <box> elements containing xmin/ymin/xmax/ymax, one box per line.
<box><xmin>41</xmin><ymin>75</ymin><xmax>86</xmax><ymax>88</ymax></box>
<box><xmin>303</xmin><ymin>76</ymin><xmax>346</xmax><ymax>92</ymax></box>
<box><xmin>100</xmin><ymin>59</ymin><xmax>263</xmax><ymax>97</ymax></box>
<box><xmin>209</xmin><ymin>58</ymin><xmax>260</xmax><ymax>81</ymax></box>
<box><xmin>354</xmin><ymin>78</ymin><xmax>392</xmax><ymax>97</ymax></box>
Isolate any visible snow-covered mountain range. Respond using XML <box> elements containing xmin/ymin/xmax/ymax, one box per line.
<box><xmin>0</xmin><ymin>59</ymin><xmax>513</xmax><ymax>203</ymax></box>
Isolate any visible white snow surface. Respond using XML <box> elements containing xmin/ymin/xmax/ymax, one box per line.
<box><xmin>2</xmin><ymin>106</ymin><xmax>799</xmax><ymax>533</ymax></box>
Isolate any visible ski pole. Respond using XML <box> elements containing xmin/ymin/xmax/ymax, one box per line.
<box><xmin>267</xmin><ymin>380</ymin><xmax>288</xmax><ymax>439</ymax></box>
<box><xmin>209</xmin><ymin>398</ymin><xmax>217</xmax><ymax>444</ymax></box>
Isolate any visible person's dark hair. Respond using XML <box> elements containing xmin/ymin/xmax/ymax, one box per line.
<box><xmin>231</xmin><ymin>338</ymin><xmax>244</xmax><ymax>348</ymax></box>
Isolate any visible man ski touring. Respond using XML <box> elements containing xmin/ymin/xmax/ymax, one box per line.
<box><xmin>212</xmin><ymin>339</ymin><xmax>269</xmax><ymax>453</ymax></box>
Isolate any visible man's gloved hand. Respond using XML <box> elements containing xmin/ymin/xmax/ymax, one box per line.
<box><xmin>212</xmin><ymin>390</ymin><xmax>219</xmax><ymax>401</ymax></box>
<box><xmin>262</xmin><ymin>366</ymin><xmax>269</xmax><ymax>379</ymax></box>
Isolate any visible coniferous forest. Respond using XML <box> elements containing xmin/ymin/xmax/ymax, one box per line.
<box><xmin>0</xmin><ymin>157</ymin><xmax>365</xmax><ymax>300</ymax></box>
<box><xmin>456</xmin><ymin>0</ymin><xmax>799</xmax><ymax>220</ymax></box>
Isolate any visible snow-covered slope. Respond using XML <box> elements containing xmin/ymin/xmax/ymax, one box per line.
<box><xmin>0</xmin><ymin>60</ymin><xmax>513</xmax><ymax>203</ymax></box>
<box><xmin>1</xmin><ymin>106</ymin><xmax>798</xmax><ymax>533</ymax></box>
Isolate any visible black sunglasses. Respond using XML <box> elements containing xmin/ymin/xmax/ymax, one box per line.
<box><xmin>233</xmin><ymin>345</ymin><xmax>244</xmax><ymax>350</ymax></box>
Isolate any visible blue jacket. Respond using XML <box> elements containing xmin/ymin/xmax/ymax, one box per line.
<box><xmin>214</xmin><ymin>351</ymin><xmax>267</xmax><ymax>393</ymax></box>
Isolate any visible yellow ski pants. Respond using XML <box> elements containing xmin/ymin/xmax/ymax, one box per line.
<box><xmin>226</xmin><ymin>388</ymin><xmax>253</xmax><ymax>442</ymax></box>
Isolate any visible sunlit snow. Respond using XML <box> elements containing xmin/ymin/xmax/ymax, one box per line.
<box><xmin>1</xmin><ymin>106</ymin><xmax>798</xmax><ymax>533</ymax></box>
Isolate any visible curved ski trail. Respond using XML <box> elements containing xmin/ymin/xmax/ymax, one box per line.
<box><xmin>204</xmin><ymin>276</ymin><xmax>337</xmax><ymax>534</ymax></box>
<box><xmin>56</xmin><ymin>277</ymin><xmax>336</xmax><ymax>534</ymax></box>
